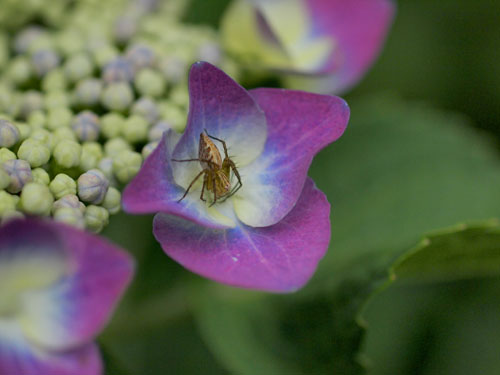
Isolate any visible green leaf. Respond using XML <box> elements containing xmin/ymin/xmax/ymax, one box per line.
<box><xmin>191</xmin><ymin>96</ymin><xmax>500</xmax><ymax>374</ymax></box>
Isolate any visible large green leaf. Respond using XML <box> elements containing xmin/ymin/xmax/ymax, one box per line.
<box><xmin>190</xmin><ymin>96</ymin><xmax>500</xmax><ymax>374</ymax></box>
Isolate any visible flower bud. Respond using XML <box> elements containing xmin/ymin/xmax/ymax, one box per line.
<box><xmin>20</xmin><ymin>182</ymin><xmax>54</xmax><ymax>215</ymax></box>
<box><xmin>44</xmin><ymin>90</ymin><xmax>70</xmax><ymax>110</ymax></box>
<box><xmin>102</xmin><ymin>186</ymin><xmax>121</xmax><ymax>214</ymax></box>
<box><xmin>32</xmin><ymin>167</ymin><xmax>50</xmax><ymax>185</ymax></box>
<box><xmin>19</xmin><ymin>90</ymin><xmax>44</xmax><ymax>119</ymax></box>
<box><xmin>52</xmin><ymin>194</ymin><xmax>85</xmax><ymax>213</ymax></box>
<box><xmin>0</xmin><ymin>148</ymin><xmax>16</xmax><ymax>163</ymax></box>
<box><xmin>41</xmin><ymin>68</ymin><xmax>67</xmax><ymax>92</ymax></box>
<box><xmin>0</xmin><ymin>119</ymin><xmax>20</xmax><ymax>147</ymax></box>
<box><xmin>170</xmin><ymin>84</ymin><xmax>189</xmax><ymax>108</ymax></box>
<box><xmin>159</xmin><ymin>101</ymin><xmax>186</xmax><ymax>132</ymax></box>
<box><xmin>1</xmin><ymin>210</ymin><xmax>25</xmax><ymax>224</ymax></box>
<box><xmin>53</xmin><ymin>140</ymin><xmax>81</xmax><ymax>168</ymax></box>
<box><xmin>113</xmin><ymin>16</ymin><xmax>137</xmax><ymax>45</ymax></box>
<box><xmin>72</xmin><ymin>111</ymin><xmax>100</xmax><ymax>141</ymax></box>
<box><xmin>104</xmin><ymin>137</ymin><xmax>131</xmax><ymax>157</ymax></box>
<box><xmin>101</xmin><ymin>112</ymin><xmax>124</xmax><ymax>139</ymax></box>
<box><xmin>85</xmin><ymin>205</ymin><xmax>109</xmax><ymax>233</ymax></box>
<box><xmin>14</xmin><ymin>26</ymin><xmax>46</xmax><ymax>54</ymax></box>
<box><xmin>159</xmin><ymin>55</ymin><xmax>186</xmax><ymax>84</ymax></box>
<box><xmin>0</xmin><ymin>167</ymin><xmax>11</xmax><ymax>190</ymax></box>
<box><xmin>47</xmin><ymin>107</ymin><xmax>73</xmax><ymax>130</ymax></box>
<box><xmin>132</xmin><ymin>97</ymin><xmax>159</xmax><ymax>125</ymax></box>
<box><xmin>16</xmin><ymin>123</ymin><xmax>31</xmax><ymax>141</ymax></box>
<box><xmin>27</xmin><ymin>110</ymin><xmax>46</xmax><ymax>128</ymax></box>
<box><xmin>78</xmin><ymin>169</ymin><xmax>109</xmax><ymax>204</ymax></box>
<box><xmin>102</xmin><ymin>57</ymin><xmax>134</xmax><ymax>83</ymax></box>
<box><xmin>3</xmin><ymin>159</ymin><xmax>33</xmax><ymax>193</ymax></box>
<box><xmin>53</xmin><ymin>207</ymin><xmax>85</xmax><ymax>229</ymax></box>
<box><xmin>80</xmin><ymin>142</ymin><xmax>103</xmax><ymax>171</ymax></box>
<box><xmin>17</xmin><ymin>138</ymin><xmax>51</xmax><ymax>167</ymax></box>
<box><xmin>0</xmin><ymin>191</ymin><xmax>18</xmax><ymax>216</ymax></box>
<box><xmin>112</xmin><ymin>149</ymin><xmax>142</xmax><ymax>183</ymax></box>
<box><xmin>74</xmin><ymin>78</ymin><xmax>102</xmax><ymax>107</ymax></box>
<box><xmin>134</xmin><ymin>68</ymin><xmax>165</xmax><ymax>97</ymax></box>
<box><xmin>122</xmin><ymin>115</ymin><xmax>149</xmax><ymax>143</ymax></box>
<box><xmin>64</xmin><ymin>53</ymin><xmax>94</xmax><ymax>83</ymax></box>
<box><xmin>31</xmin><ymin>49</ymin><xmax>60</xmax><ymax>77</ymax></box>
<box><xmin>101</xmin><ymin>82</ymin><xmax>134</xmax><ymax>112</ymax></box>
<box><xmin>8</xmin><ymin>57</ymin><xmax>32</xmax><ymax>86</ymax></box>
<box><xmin>148</xmin><ymin>120</ymin><xmax>172</xmax><ymax>141</ymax></box>
<box><xmin>142</xmin><ymin>141</ymin><xmax>159</xmax><ymax>159</ymax></box>
<box><xmin>49</xmin><ymin>173</ymin><xmax>77</xmax><ymax>199</ymax></box>
<box><xmin>92</xmin><ymin>44</ymin><xmax>119</xmax><ymax>69</ymax></box>
<box><xmin>53</xmin><ymin>127</ymin><xmax>77</xmax><ymax>143</ymax></box>
<box><xmin>30</xmin><ymin>128</ymin><xmax>55</xmax><ymax>150</ymax></box>
<box><xmin>97</xmin><ymin>157</ymin><xmax>115</xmax><ymax>183</ymax></box>
<box><xmin>197</xmin><ymin>42</ymin><xmax>222</xmax><ymax>65</ymax></box>
<box><xmin>125</xmin><ymin>44</ymin><xmax>156</xmax><ymax>72</ymax></box>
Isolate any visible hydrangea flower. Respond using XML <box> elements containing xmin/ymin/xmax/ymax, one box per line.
<box><xmin>123</xmin><ymin>62</ymin><xmax>349</xmax><ymax>292</ymax></box>
<box><xmin>0</xmin><ymin>218</ymin><xmax>134</xmax><ymax>375</ymax></box>
<box><xmin>221</xmin><ymin>0</ymin><xmax>395</xmax><ymax>94</ymax></box>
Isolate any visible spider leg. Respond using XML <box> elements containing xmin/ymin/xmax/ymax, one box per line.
<box><xmin>200</xmin><ymin>174</ymin><xmax>207</xmax><ymax>202</ymax></box>
<box><xmin>204</xmin><ymin>130</ymin><xmax>230</xmax><ymax>159</ymax></box>
<box><xmin>172</xmin><ymin>158</ymin><xmax>219</xmax><ymax>169</ymax></box>
<box><xmin>210</xmin><ymin>172</ymin><xmax>217</xmax><ymax>207</ymax></box>
<box><xmin>177</xmin><ymin>169</ymin><xmax>205</xmax><ymax>202</ymax></box>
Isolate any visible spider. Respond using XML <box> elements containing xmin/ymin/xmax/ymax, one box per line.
<box><xmin>172</xmin><ymin>131</ymin><xmax>242</xmax><ymax>206</ymax></box>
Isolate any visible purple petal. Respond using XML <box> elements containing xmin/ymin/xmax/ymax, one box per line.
<box><xmin>122</xmin><ymin>131</ymin><xmax>234</xmax><ymax>229</ymax></box>
<box><xmin>0</xmin><ymin>219</ymin><xmax>134</xmax><ymax>351</ymax></box>
<box><xmin>171</xmin><ymin>62</ymin><xmax>267</xmax><ymax>189</ymax></box>
<box><xmin>304</xmin><ymin>0</ymin><xmax>396</xmax><ymax>92</ymax></box>
<box><xmin>153</xmin><ymin>178</ymin><xmax>331</xmax><ymax>292</ymax></box>
<box><xmin>0</xmin><ymin>326</ymin><xmax>101</xmax><ymax>375</ymax></box>
<box><xmin>233</xmin><ymin>88</ymin><xmax>349</xmax><ymax>227</ymax></box>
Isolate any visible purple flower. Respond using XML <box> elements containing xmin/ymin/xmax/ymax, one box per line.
<box><xmin>123</xmin><ymin>62</ymin><xmax>349</xmax><ymax>292</ymax></box>
<box><xmin>0</xmin><ymin>219</ymin><xmax>134</xmax><ymax>375</ymax></box>
<box><xmin>221</xmin><ymin>0</ymin><xmax>395</xmax><ymax>94</ymax></box>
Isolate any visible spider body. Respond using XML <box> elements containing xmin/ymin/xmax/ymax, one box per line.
<box><xmin>172</xmin><ymin>131</ymin><xmax>242</xmax><ymax>205</ymax></box>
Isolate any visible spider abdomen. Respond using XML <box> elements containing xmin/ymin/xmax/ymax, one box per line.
<box><xmin>199</xmin><ymin>133</ymin><xmax>222</xmax><ymax>170</ymax></box>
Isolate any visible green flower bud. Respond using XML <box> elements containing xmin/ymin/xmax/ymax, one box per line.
<box><xmin>132</xmin><ymin>97</ymin><xmax>159</xmax><ymax>125</ymax></box>
<box><xmin>80</xmin><ymin>142</ymin><xmax>103</xmax><ymax>171</ymax></box>
<box><xmin>16</xmin><ymin>123</ymin><xmax>31</xmax><ymax>141</ymax></box>
<box><xmin>53</xmin><ymin>206</ymin><xmax>85</xmax><ymax>229</ymax></box>
<box><xmin>44</xmin><ymin>90</ymin><xmax>70</xmax><ymax>110</ymax></box>
<box><xmin>20</xmin><ymin>182</ymin><xmax>54</xmax><ymax>215</ymax></box>
<box><xmin>97</xmin><ymin>157</ymin><xmax>115</xmax><ymax>184</ymax></box>
<box><xmin>74</xmin><ymin>78</ymin><xmax>102</xmax><ymax>107</ymax></box>
<box><xmin>92</xmin><ymin>44</ymin><xmax>119</xmax><ymax>69</ymax></box>
<box><xmin>170</xmin><ymin>83</ymin><xmax>189</xmax><ymax>108</ymax></box>
<box><xmin>84</xmin><ymin>205</ymin><xmax>109</xmax><ymax>233</ymax></box>
<box><xmin>148</xmin><ymin>120</ymin><xmax>172</xmax><ymax>141</ymax></box>
<box><xmin>32</xmin><ymin>167</ymin><xmax>50</xmax><ymax>185</ymax></box>
<box><xmin>17</xmin><ymin>138</ymin><xmax>51</xmax><ymax>167</ymax></box>
<box><xmin>20</xmin><ymin>91</ymin><xmax>44</xmax><ymax>119</ymax></box>
<box><xmin>0</xmin><ymin>167</ymin><xmax>11</xmax><ymax>190</ymax></box>
<box><xmin>49</xmin><ymin>173</ymin><xmax>77</xmax><ymax>199</ymax></box>
<box><xmin>0</xmin><ymin>119</ymin><xmax>20</xmax><ymax>147</ymax></box>
<box><xmin>53</xmin><ymin>140</ymin><xmax>81</xmax><ymax>168</ymax></box>
<box><xmin>56</xmin><ymin>31</ymin><xmax>85</xmax><ymax>57</ymax></box>
<box><xmin>101</xmin><ymin>112</ymin><xmax>124</xmax><ymax>139</ymax></box>
<box><xmin>47</xmin><ymin>107</ymin><xmax>73</xmax><ymax>130</ymax></box>
<box><xmin>41</xmin><ymin>68</ymin><xmax>67</xmax><ymax>92</ymax></box>
<box><xmin>104</xmin><ymin>137</ymin><xmax>131</xmax><ymax>157</ymax></box>
<box><xmin>112</xmin><ymin>149</ymin><xmax>142</xmax><ymax>183</ymax></box>
<box><xmin>8</xmin><ymin>57</ymin><xmax>32</xmax><ymax>86</ymax></box>
<box><xmin>0</xmin><ymin>148</ymin><xmax>16</xmax><ymax>163</ymax></box>
<box><xmin>63</xmin><ymin>53</ymin><xmax>94</xmax><ymax>83</ymax></box>
<box><xmin>0</xmin><ymin>191</ymin><xmax>18</xmax><ymax>216</ymax></box>
<box><xmin>122</xmin><ymin>114</ymin><xmax>149</xmax><ymax>143</ymax></box>
<box><xmin>159</xmin><ymin>55</ymin><xmax>187</xmax><ymax>84</ymax></box>
<box><xmin>78</xmin><ymin>169</ymin><xmax>109</xmax><ymax>204</ymax></box>
<box><xmin>134</xmin><ymin>68</ymin><xmax>165</xmax><ymax>97</ymax></box>
<box><xmin>27</xmin><ymin>110</ymin><xmax>46</xmax><ymax>128</ymax></box>
<box><xmin>125</xmin><ymin>44</ymin><xmax>156</xmax><ymax>72</ymax></box>
<box><xmin>159</xmin><ymin>101</ymin><xmax>186</xmax><ymax>132</ymax></box>
<box><xmin>52</xmin><ymin>194</ymin><xmax>85</xmax><ymax>213</ymax></box>
<box><xmin>3</xmin><ymin>159</ymin><xmax>32</xmax><ymax>193</ymax></box>
<box><xmin>142</xmin><ymin>141</ymin><xmax>159</xmax><ymax>159</ymax></box>
<box><xmin>102</xmin><ymin>186</ymin><xmax>121</xmax><ymax>215</ymax></box>
<box><xmin>101</xmin><ymin>82</ymin><xmax>134</xmax><ymax>112</ymax></box>
<box><xmin>30</xmin><ymin>128</ymin><xmax>55</xmax><ymax>150</ymax></box>
<box><xmin>1</xmin><ymin>210</ymin><xmax>25</xmax><ymax>224</ymax></box>
<box><xmin>72</xmin><ymin>111</ymin><xmax>100</xmax><ymax>141</ymax></box>
<box><xmin>31</xmin><ymin>49</ymin><xmax>60</xmax><ymax>77</ymax></box>
<box><xmin>53</xmin><ymin>127</ymin><xmax>77</xmax><ymax>143</ymax></box>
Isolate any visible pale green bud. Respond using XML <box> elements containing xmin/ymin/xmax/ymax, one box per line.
<box><xmin>170</xmin><ymin>84</ymin><xmax>189</xmax><ymax>108</ymax></box>
<box><xmin>131</xmin><ymin>97</ymin><xmax>159</xmax><ymax>125</ymax></box>
<box><xmin>54</xmin><ymin>206</ymin><xmax>85</xmax><ymax>229</ymax></box>
<box><xmin>31</xmin><ymin>49</ymin><xmax>60</xmax><ymax>77</ymax></box>
<box><xmin>93</xmin><ymin>45</ymin><xmax>119</xmax><ymax>68</ymax></box>
<box><xmin>0</xmin><ymin>167</ymin><xmax>10</xmax><ymax>190</ymax></box>
<box><xmin>3</xmin><ymin>159</ymin><xmax>33</xmax><ymax>193</ymax></box>
<box><xmin>159</xmin><ymin>101</ymin><xmax>186</xmax><ymax>133</ymax></box>
<box><xmin>49</xmin><ymin>173</ymin><xmax>77</xmax><ymax>199</ymax></box>
<box><xmin>97</xmin><ymin>157</ymin><xmax>115</xmax><ymax>183</ymax></box>
<box><xmin>20</xmin><ymin>91</ymin><xmax>44</xmax><ymax>119</ymax></box>
<box><xmin>41</xmin><ymin>68</ymin><xmax>67</xmax><ymax>92</ymax></box>
<box><xmin>74</xmin><ymin>78</ymin><xmax>102</xmax><ymax>107</ymax></box>
<box><xmin>30</xmin><ymin>128</ymin><xmax>55</xmax><ymax>150</ymax></box>
<box><xmin>0</xmin><ymin>119</ymin><xmax>20</xmax><ymax>147</ymax></box>
<box><xmin>80</xmin><ymin>142</ymin><xmax>103</xmax><ymax>171</ymax></box>
<box><xmin>101</xmin><ymin>82</ymin><xmax>134</xmax><ymax>112</ymax></box>
<box><xmin>112</xmin><ymin>150</ymin><xmax>142</xmax><ymax>183</ymax></box>
<box><xmin>32</xmin><ymin>167</ymin><xmax>50</xmax><ymax>185</ymax></box>
<box><xmin>1</xmin><ymin>210</ymin><xmax>25</xmax><ymax>224</ymax></box>
<box><xmin>52</xmin><ymin>194</ymin><xmax>85</xmax><ymax>213</ymax></box>
<box><xmin>63</xmin><ymin>53</ymin><xmax>94</xmax><ymax>83</ymax></box>
<box><xmin>17</xmin><ymin>138</ymin><xmax>51</xmax><ymax>167</ymax></box>
<box><xmin>159</xmin><ymin>55</ymin><xmax>186</xmax><ymax>84</ymax></box>
<box><xmin>78</xmin><ymin>169</ymin><xmax>109</xmax><ymax>204</ymax></box>
<box><xmin>0</xmin><ymin>191</ymin><xmax>18</xmax><ymax>216</ymax></box>
<box><xmin>101</xmin><ymin>112</ymin><xmax>124</xmax><ymax>139</ymax></box>
<box><xmin>104</xmin><ymin>137</ymin><xmax>131</xmax><ymax>157</ymax></box>
<box><xmin>134</xmin><ymin>68</ymin><xmax>165</xmax><ymax>97</ymax></box>
<box><xmin>20</xmin><ymin>182</ymin><xmax>54</xmax><ymax>216</ymax></box>
<box><xmin>8</xmin><ymin>57</ymin><xmax>32</xmax><ymax>86</ymax></box>
<box><xmin>27</xmin><ymin>110</ymin><xmax>46</xmax><ymax>128</ymax></box>
<box><xmin>47</xmin><ymin>107</ymin><xmax>73</xmax><ymax>130</ymax></box>
<box><xmin>85</xmin><ymin>205</ymin><xmax>109</xmax><ymax>233</ymax></box>
<box><xmin>102</xmin><ymin>186</ymin><xmax>121</xmax><ymax>214</ymax></box>
<box><xmin>44</xmin><ymin>91</ymin><xmax>70</xmax><ymax>110</ymax></box>
<box><xmin>72</xmin><ymin>111</ymin><xmax>100</xmax><ymax>141</ymax></box>
<box><xmin>142</xmin><ymin>141</ymin><xmax>159</xmax><ymax>159</ymax></box>
<box><xmin>16</xmin><ymin>123</ymin><xmax>31</xmax><ymax>141</ymax></box>
<box><xmin>53</xmin><ymin>127</ymin><xmax>77</xmax><ymax>143</ymax></box>
<box><xmin>0</xmin><ymin>148</ymin><xmax>16</xmax><ymax>163</ymax></box>
<box><xmin>148</xmin><ymin>120</ymin><xmax>172</xmax><ymax>142</ymax></box>
<box><xmin>122</xmin><ymin>115</ymin><xmax>149</xmax><ymax>143</ymax></box>
<box><xmin>53</xmin><ymin>140</ymin><xmax>81</xmax><ymax>168</ymax></box>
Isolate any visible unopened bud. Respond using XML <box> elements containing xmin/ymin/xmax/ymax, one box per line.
<box><xmin>0</xmin><ymin>148</ymin><xmax>16</xmax><ymax>163</ymax></box>
<box><xmin>85</xmin><ymin>205</ymin><xmax>109</xmax><ymax>233</ymax></box>
<box><xmin>0</xmin><ymin>167</ymin><xmax>10</xmax><ymax>190</ymax></box>
<box><xmin>17</xmin><ymin>138</ymin><xmax>51</xmax><ymax>167</ymax></box>
<box><xmin>132</xmin><ymin>97</ymin><xmax>159</xmax><ymax>125</ymax></box>
<box><xmin>148</xmin><ymin>120</ymin><xmax>172</xmax><ymax>141</ymax></box>
<box><xmin>134</xmin><ymin>68</ymin><xmax>165</xmax><ymax>97</ymax></box>
<box><xmin>142</xmin><ymin>141</ymin><xmax>159</xmax><ymax>159</ymax></box>
<box><xmin>46</xmin><ymin>107</ymin><xmax>73</xmax><ymax>130</ymax></box>
<box><xmin>102</xmin><ymin>186</ymin><xmax>121</xmax><ymax>214</ymax></box>
<box><xmin>20</xmin><ymin>182</ymin><xmax>54</xmax><ymax>215</ymax></box>
<box><xmin>0</xmin><ymin>191</ymin><xmax>18</xmax><ymax>216</ymax></box>
<box><xmin>101</xmin><ymin>82</ymin><xmax>134</xmax><ymax>112</ymax></box>
<box><xmin>77</xmin><ymin>169</ymin><xmax>109</xmax><ymax>204</ymax></box>
<box><xmin>32</xmin><ymin>167</ymin><xmax>50</xmax><ymax>185</ymax></box>
<box><xmin>101</xmin><ymin>112</ymin><xmax>124</xmax><ymax>139</ymax></box>
<box><xmin>53</xmin><ymin>140</ymin><xmax>81</xmax><ymax>168</ymax></box>
<box><xmin>112</xmin><ymin>149</ymin><xmax>142</xmax><ymax>183</ymax></box>
<box><xmin>49</xmin><ymin>173</ymin><xmax>77</xmax><ymax>199</ymax></box>
<box><xmin>3</xmin><ymin>159</ymin><xmax>33</xmax><ymax>193</ymax></box>
<box><xmin>80</xmin><ymin>142</ymin><xmax>103</xmax><ymax>171</ymax></box>
<box><xmin>54</xmin><ymin>207</ymin><xmax>85</xmax><ymax>229</ymax></box>
<box><xmin>104</xmin><ymin>137</ymin><xmax>131</xmax><ymax>157</ymax></box>
<box><xmin>52</xmin><ymin>194</ymin><xmax>85</xmax><ymax>213</ymax></box>
<box><xmin>72</xmin><ymin>111</ymin><xmax>100</xmax><ymax>141</ymax></box>
<box><xmin>31</xmin><ymin>49</ymin><xmax>60</xmax><ymax>77</ymax></box>
<box><xmin>74</xmin><ymin>78</ymin><xmax>102</xmax><ymax>107</ymax></box>
<box><xmin>122</xmin><ymin>115</ymin><xmax>149</xmax><ymax>143</ymax></box>
<box><xmin>0</xmin><ymin>119</ymin><xmax>20</xmax><ymax>147</ymax></box>
<box><xmin>64</xmin><ymin>53</ymin><xmax>94</xmax><ymax>83</ymax></box>
<box><xmin>102</xmin><ymin>57</ymin><xmax>134</xmax><ymax>83</ymax></box>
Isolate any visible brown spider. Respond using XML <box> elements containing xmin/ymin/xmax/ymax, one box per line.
<box><xmin>172</xmin><ymin>131</ymin><xmax>242</xmax><ymax>206</ymax></box>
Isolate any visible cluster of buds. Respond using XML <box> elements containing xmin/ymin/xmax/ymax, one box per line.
<box><xmin>0</xmin><ymin>0</ymin><xmax>240</xmax><ymax>232</ymax></box>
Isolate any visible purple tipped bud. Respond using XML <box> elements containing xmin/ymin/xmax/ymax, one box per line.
<box><xmin>148</xmin><ymin>120</ymin><xmax>172</xmax><ymax>142</ymax></box>
<box><xmin>3</xmin><ymin>159</ymin><xmax>33</xmax><ymax>193</ymax></box>
<box><xmin>0</xmin><ymin>119</ymin><xmax>20</xmax><ymax>147</ymax></box>
<box><xmin>132</xmin><ymin>97</ymin><xmax>159</xmax><ymax>125</ymax></box>
<box><xmin>102</xmin><ymin>57</ymin><xmax>134</xmax><ymax>83</ymax></box>
<box><xmin>72</xmin><ymin>111</ymin><xmax>100</xmax><ymax>141</ymax></box>
<box><xmin>31</xmin><ymin>49</ymin><xmax>60</xmax><ymax>77</ymax></box>
<box><xmin>77</xmin><ymin>169</ymin><xmax>109</xmax><ymax>204</ymax></box>
<box><xmin>125</xmin><ymin>44</ymin><xmax>156</xmax><ymax>72</ymax></box>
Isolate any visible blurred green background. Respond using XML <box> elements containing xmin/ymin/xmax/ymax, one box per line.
<box><xmin>98</xmin><ymin>0</ymin><xmax>500</xmax><ymax>374</ymax></box>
